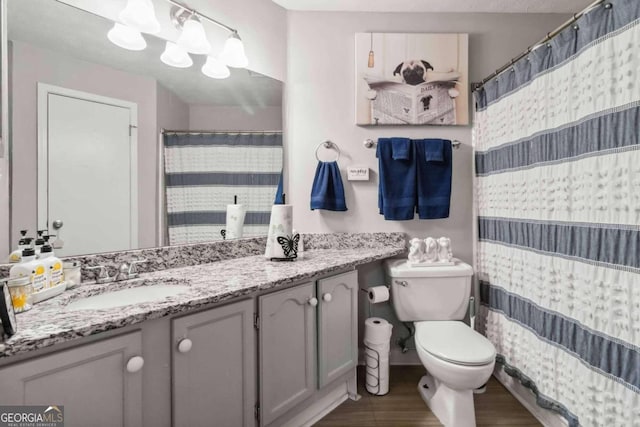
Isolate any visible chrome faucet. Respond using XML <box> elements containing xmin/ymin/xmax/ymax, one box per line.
<box><xmin>114</xmin><ymin>259</ymin><xmax>148</xmax><ymax>282</ymax></box>
<box><xmin>114</xmin><ymin>263</ymin><xmax>130</xmax><ymax>282</ymax></box>
<box><xmin>86</xmin><ymin>259</ymin><xmax>147</xmax><ymax>284</ymax></box>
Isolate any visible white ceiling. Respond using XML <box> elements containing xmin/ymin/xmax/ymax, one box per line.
<box><xmin>8</xmin><ymin>0</ymin><xmax>283</xmax><ymax>107</ymax></box>
<box><xmin>271</xmin><ymin>0</ymin><xmax>593</xmax><ymax>13</ymax></box>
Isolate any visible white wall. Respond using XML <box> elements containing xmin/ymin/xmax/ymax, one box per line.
<box><xmin>286</xmin><ymin>11</ymin><xmax>569</xmax><ymax>363</ymax></box>
<box><xmin>10</xmin><ymin>41</ymin><xmax>158</xmax><ymax>250</ymax></box>
<box><xmin>189</xmin><ymin>105</ymin><xmax>283</xmax><ymax>131</ymax></box>
<box><xmin>286</xmin><ymin>11</ymin><xmax>569</xmax><ymax>267</ymax></box>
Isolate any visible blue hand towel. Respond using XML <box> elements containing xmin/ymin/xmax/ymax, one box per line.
<box><xmin>377</xmin><ymin>138</ymin><xmax>416</xmax><ymax>220</ymax></box>
<box><xmin>274</xmin><ymin>170</ymin><xmax>284</xmax><ymax>204</ymax></box>
<box><xmin>424</xmin><ymin>139</ymin><xmax>444</xmax><ymax>162</ymax></box>
<box><xmin>415</xmin><ymin>139</ymin><xmax>452</xmax><ymax>219</ymax></box>
<box><xmin>310</xmin><ymin>161</ymin><xmax>347</xmax><ymax>211</ymax></box>
<box><xmin>391</xmin><ymin>137</ymin><xmax>411</xmax><ymax>160</ymax></box>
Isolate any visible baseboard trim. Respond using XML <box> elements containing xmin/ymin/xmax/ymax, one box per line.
<box><xmin>493</xmin><ymin>368</ymin><xmax>568</xmax><ymax>427</ymax></box>
<box><xmin>280</xmin><ymin>381</ymin><xmax>349</xmax><ymax>427</ymax></box>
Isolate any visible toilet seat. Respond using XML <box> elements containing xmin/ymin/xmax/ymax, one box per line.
<box><xmin>415</xmin><ymin>321</ymin><xmax>495</xmax><ymax>366</ymax></box>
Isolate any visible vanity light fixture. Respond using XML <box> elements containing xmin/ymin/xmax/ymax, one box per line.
<box><xmin>160</xmin><ymin>41</ymin><xmax>193</xmax><ymax>68</ymax></box>
<box><xmin>176</xmin><ymin>15</ymin><xmax>212</xmax><ymax>55</ymax></box>
<box><xmin>107</xmin><ymin>23</ymin><xmax>147</xmax><ymax>51</ymax></box>
<box><xmin>219</xmin><ymin>31</ymin><xmax>249</xmax><ymax>68</ymax></box>
<box><xmin>201</xmin><ymin>56</ymin><xmax>231</xmax><ymax>79</ymax></box>
<box><xmin>119</xmin><ymin>0</ymin><xmax>161</xmax><ymax>34</ymax></box>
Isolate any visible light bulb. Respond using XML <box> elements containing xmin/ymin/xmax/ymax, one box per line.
<box><xmin>107</xmin><ymin>23</ymin><xmax>146</xmax><ymax>51</ymax></box>
<box><xmin>219</xmin><ymin>32</ymin><xmax>249</xmax><ymax>68</ymax></box>
<box><xmin>201</xmin><ymin>56</ymin><xmax>230</xmax><ymax>79</ymax></box>
<box><xmin>368</xmin><ymin>51</ymin><xmax>375</xmax><ymax>68</ymax></box>
<box><xmin>160</xmin><ymin>41</ymin><xmax>193</xmax><ymax>68</ymax></box>
<box><xmin>177</xmin><ymin>17</ymin><xmax>211</xmax><ymax>55</ymax></box>
<box><xmin>119</xmin><ymin>0</ymin><xmax>161</xmax><ymax>34</ymax></box>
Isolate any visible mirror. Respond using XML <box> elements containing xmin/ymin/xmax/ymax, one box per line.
<box><xmin>4</xmin><ymin>0</ymin><xmax>283</xmax><ymax>259</ymax></box>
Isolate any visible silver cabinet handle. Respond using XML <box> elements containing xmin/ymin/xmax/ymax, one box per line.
<box><xmin>323</xmin><ymin>293</ymin><xmax>332</xmax><ymax>303</ymax></box>
<box><xmin>308</xmin><ymin>297</ymin><xmax>318</xmax><ymax>307</ymax></box>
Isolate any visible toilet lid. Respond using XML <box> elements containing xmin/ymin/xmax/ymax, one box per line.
<box><xmin>415</xmin><ymin>321</ymin><xmax>496</xmax><ymax>366</ymax></box>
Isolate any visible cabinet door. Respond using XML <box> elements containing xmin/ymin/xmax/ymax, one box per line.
<box><xmin>0</xmin><ymin>331</ymin><xmax>143</xmax><ymax>427</ymax></box>
<box><xmin>318</xmin><ymin>270</ymin><xmax>358</xmax><ymax>388</ymax></box>
<box><xmin>259</xmin><ymin>282</ymin><xmax>316</xmax><ymax>426</ymax></box>
<box><xmin>172</xmin><ymin>299</ymin><xmax>255</xmax><ymax>427</ymax></box>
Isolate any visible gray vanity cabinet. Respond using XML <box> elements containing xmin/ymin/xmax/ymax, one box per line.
<box><xmin>259</xmin><ymin>281</ymin><xmax>317</xmax><ymax>426</ymax></box>
<box><xmin>259</xmin><ymin>270</ymin><xmax>358</xmax><ymax>426</ymax></box>
<box><xmin>0</xmin><ymin>331</ymin><xmax>143</xmax><ymax>427</ymax></box>
<box><xmin>172</xmin><ymin>298</ymin><xmax>255</xmax><ymax>427</ymax></box>
<box><xmin>317</xmin><ymin>271</ymin><xmax>358</xmax><ymax>388</ymax></box>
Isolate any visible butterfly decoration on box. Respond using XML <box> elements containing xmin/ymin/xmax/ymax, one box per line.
<box><xmin>273</xmin><ymin>233</ymin><xmax>300</xmax><ymax>261</ymax></box>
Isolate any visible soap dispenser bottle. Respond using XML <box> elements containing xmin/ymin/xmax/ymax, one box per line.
<box><xmin>34</xmin><ymin>230</ymin><xmax>47</xmax><ymax>258</ymax></box>
<box><xmin>39</xmin><ymin>240</ymin><xmax>63</xmax><ymax>289</ymax></box>
<box><xmin>10</xmin><ymin>248</ymin><xmax>47</xmax><ymax>293</ymax></box>
<box><xmin>8</xmin><ymin>230</ymin><xmax>30</xmax><ymax>263</ymax></box>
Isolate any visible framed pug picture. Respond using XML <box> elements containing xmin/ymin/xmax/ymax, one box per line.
<box><xmin>355</xmin><ymin>32</ymin><xmax>469</xmax><ymax>126</ymax></box>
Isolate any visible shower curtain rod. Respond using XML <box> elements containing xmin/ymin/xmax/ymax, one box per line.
<box><xmin>474</xmin><ymin>0</ymin><xmax>605</xmax><ymax>91</ymax></box>
<box><xmin>161</xmin><ymin>129</ymin><xmax>283</xmax><ymax>134</ymax></box>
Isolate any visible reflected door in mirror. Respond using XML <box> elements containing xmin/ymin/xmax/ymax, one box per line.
<box><xmin>39</xmin><ymin>85</ymin><xmax>138</xmax><ymax>256</ymax></box>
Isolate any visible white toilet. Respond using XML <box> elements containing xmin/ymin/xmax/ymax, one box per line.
<box><xmin>384</xmin><ymin>259</ymin><xmax>496</xmax><ymax>427</ymax></box>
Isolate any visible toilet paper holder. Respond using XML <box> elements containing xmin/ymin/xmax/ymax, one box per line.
<box><xmin>364</xmin><ymin>344</ymin><xmax>381</xmax><ymax>394</ymax></box>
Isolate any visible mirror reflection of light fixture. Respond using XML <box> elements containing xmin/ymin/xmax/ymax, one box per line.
<box><xmin>201</xmin><ymin>56</ymin><xmax>230</xmax><ymax>79</ymax></box>
<box><xmin>368</xmin><ymin>33</ymin><xmax>375</xmax><ymax>68</ymax></box>
<box><xmin>119</xmin><ymin>0</ymin><xmax>161</xmax><ymax>34</ymax></box>
<box><xmin>160</xmin><ymin>41</ymin><xmax>193</xmax><ymax>68</ymax></box>
<box><xmin>177</xmin><ymin>15</ymin><xmax>212</xmax><ymax>55</ymax></box>
<box><xmin>107</xmin><ymin>23</ymin><xmax>147</xmax><ymax>51</ymax></box>
<box><xmin>220</xmin><ymin>31</ymin><xmax>249</xmax><ymax>68</ymax></box>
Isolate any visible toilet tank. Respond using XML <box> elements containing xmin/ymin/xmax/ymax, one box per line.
<box><xmin>383</xmin><ymin>259</ymin><xmax>474</xmax><ymax>321</ymax></box>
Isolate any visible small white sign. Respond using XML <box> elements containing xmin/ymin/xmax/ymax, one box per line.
<box><xmin>347</xmin><ymin>166</ymin><xmax>370</xmax><ymax>181</ymax></box>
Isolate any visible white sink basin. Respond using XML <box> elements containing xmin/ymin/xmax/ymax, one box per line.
<box><xmin>66</xmin><ymin>285</ymin><xmax>190</xmax><ymax>311</ymax></box>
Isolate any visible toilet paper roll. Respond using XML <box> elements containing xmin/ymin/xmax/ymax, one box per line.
<box><xmin>225</xmin><ymin>204</ymin><xmax>246</xmax><ymax>239</ymax></box>
<box><xmin>367</xmin><ymin>286</ymin><xmax>389</xmax><ymax>304</ymax></box>
<box><xmin>265</xmin><ymin>204</ymin><xmax>293</xmax><ymax>258</ymax></box>
<box><xmin>364</xmin><ymin>317</ymin><xmax>393</xmax><ymax>345</ymax></box>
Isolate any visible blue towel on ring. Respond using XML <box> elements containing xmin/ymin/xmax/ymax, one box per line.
<box><xmin>377</xmin><ymin>138</ymin><xmax>415</xmax><ymax>220</ymax></box>
<box><xmin>415</xmin><ymin>139</ymin><xmax>452</xmax><ymax>219</ymax></box>
<box><xmin>274</xmin><ymin>170</ymin><xmax>284</xmax><ymax>204</ymax></box>
<box><xmin>310</xmin><ymin>161</ymin><xmax>347</xmax><ymax>211</ymax></box>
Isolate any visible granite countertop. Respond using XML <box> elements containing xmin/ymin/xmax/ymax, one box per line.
<box><xmin>1</xmin><ymin>247</ymin><xmax>404</xmax><ymax>359</ymax></box>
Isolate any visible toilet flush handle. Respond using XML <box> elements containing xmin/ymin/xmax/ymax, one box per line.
<box><xmin>395</xmin><ymin>280</ymin><xmax>409</xmax><ymax>287</ymax></box>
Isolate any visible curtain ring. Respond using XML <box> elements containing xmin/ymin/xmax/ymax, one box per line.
<box><xmin>315</xmin><ymin>141</ymin><xmax>341</xmax><ymax>162</ymax></box>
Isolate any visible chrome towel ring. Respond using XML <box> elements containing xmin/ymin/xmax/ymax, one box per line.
<box><xmin>315</xmin><ymin>140</ymin><xmax>341</xmax><ymax>162</ymax></box>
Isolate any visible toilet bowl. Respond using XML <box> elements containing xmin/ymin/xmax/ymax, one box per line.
<box><xmin>383</xmin><ymin>259</ymin><xmax>497</xmax><ymax>427</ymax></box>
<box><xmin>414</xmin><ymin>321</ymin><xmax>495</xmax><ymax>427</ymax></box>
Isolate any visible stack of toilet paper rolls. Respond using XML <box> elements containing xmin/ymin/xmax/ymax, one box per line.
<box><xmin>364</xmin><ymin>317</ymin><xmax>393</xmax><ymax>395</ymax></box>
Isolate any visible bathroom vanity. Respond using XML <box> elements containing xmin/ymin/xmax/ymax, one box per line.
<box><xmin>0</xmin><ymin>233</ymin><xmax>405</xmax><ymax>427</ymax></box>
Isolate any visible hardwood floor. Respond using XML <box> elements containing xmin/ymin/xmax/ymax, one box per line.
<box><xmin>315</xmin><ymin>366</ymin><xmax>542</xmax><ymax>427</ymax></box>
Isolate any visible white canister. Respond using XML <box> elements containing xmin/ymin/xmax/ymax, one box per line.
<box><xmin>265</xmin><ymin>205</ymin><xmax>293</xmax><ymax>259</ymax></box>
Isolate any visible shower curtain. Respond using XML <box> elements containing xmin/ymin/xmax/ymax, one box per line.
<box><xmin>164</xmin><ymin>131</ymin><xmax>283</xmax><ymax>245</ymax></box>
<box><xmin>474</xmin><ymin>1</ymin><xmax>640</xmax><ymax>425</ymax></box>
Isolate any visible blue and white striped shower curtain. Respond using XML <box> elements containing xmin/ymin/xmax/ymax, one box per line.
<box><xmin>164</xmin><ymin>132</ymin><xmax>283</xmax><ymax>245</ymax></box>
<box><xmin>474</xmin><ymin>1</ymin><xmax>640</xmax><ymax>425</ymax></box>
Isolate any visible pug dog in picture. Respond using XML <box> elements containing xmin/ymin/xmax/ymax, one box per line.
<box><xmin>393</xmin><ymin>60</ymin><xmax>434</xmax><ymax>86</ymax></box>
